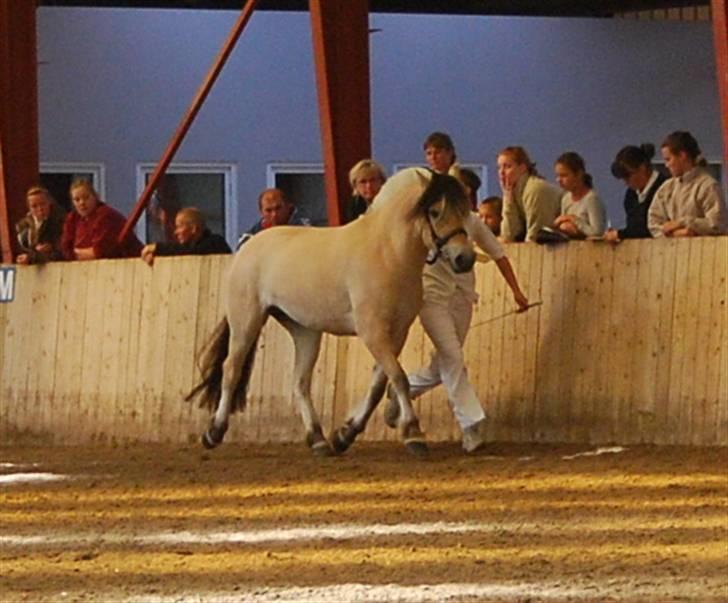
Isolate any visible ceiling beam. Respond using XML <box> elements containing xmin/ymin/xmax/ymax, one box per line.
<box><xmin>36</xmin><ymin>0</ymin><xmax>710</xmax><ymax>18</ymax></box>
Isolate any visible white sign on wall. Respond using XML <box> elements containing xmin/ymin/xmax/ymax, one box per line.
<box><xmin>0</xmin><ymin>267</ymin><xmax>16</xmax><ymax>303</ymax></box>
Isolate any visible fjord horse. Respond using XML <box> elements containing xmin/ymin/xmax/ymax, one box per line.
<box><xmin>187</xmin><ymin>168</ymin><xmax>475</xmax><ymax>456</ymax></box>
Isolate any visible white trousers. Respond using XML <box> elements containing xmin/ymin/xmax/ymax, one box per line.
<box><xmin>408</xmin><ymin>292</ymin><xmax>485</xmax><ymax>430</ymax></box>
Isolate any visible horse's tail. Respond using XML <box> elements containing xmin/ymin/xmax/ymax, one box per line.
<box><xmin>185</xmin><ymin>318</ymin><xmax>257</xmax><ymax>414</ymax></box>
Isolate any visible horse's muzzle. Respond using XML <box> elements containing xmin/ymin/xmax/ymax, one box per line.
<box><xmin>451</xmin><ymin>249</ymin><xmax>476</xmax><ymax>273</ymax></box>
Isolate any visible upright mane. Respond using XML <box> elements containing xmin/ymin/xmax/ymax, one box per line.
<box><xmin>408</xmin><ymin>171</ymin><xmax>470</xmax><ymax>220</ymax></box>
<box><xmin>368</xmin><ymin>167</ymin><xmax>470</xmax><ymax>219</ymax></box>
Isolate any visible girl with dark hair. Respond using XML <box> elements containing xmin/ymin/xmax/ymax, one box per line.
<box><xmin>605</xmin><ymin>143</ymin><xmax>667</xmax><ymax>242</ymax></box>
<box><xmin>648</xmin><ymin>131</ymin><xmax>727</xmax><ymax>237</ymax></box>
<box><xmin>552</xmin><ymin>152</ymin><xmax>606</xmax><ymax>238</ymax></box>
<box><xmin>497</xmin><ymin>146</ymin><xmax>562</xmax><ymax>242</ymax></box>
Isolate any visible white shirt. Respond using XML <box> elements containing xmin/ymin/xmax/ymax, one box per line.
<box><xmin>423</xmin><ymin>212</ymin><xmax>504</xmax><ymax>304</ymax></box>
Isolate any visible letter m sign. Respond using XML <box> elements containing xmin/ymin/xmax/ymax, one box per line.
<box><xmin>0</xmin><ymin>267</ymin><xmax>16</xmax><ymax>303</ymax></box>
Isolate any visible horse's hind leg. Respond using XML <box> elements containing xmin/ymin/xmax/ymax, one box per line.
<box><xmin>203</xmin><ymin>313</ymin><xmax>264</xmax><ymax>449</ymax></box>
<box><xmin>278</xmin><ymin>319</ymin><xmax>332</xmax><ymax>456</ymax></box>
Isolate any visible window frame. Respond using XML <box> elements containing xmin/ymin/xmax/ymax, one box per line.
<box><xmin>40</xmin><ymin>161</ymin><xmax>106</xmax><ymax>200</ymax></box>
<box><xmin>135</xmin><ymin>161</ymin><xmax>238</xmax><ymax>245</ymax></box>
<box><xmin>266</xmin><ymin>162</ymin><xmax>326</xmax><ymax>225</ymax></box>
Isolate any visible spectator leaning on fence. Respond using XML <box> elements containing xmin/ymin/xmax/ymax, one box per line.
<box><xmin>552</xmin><ymin>151</ymin><xmax>607</xmax><ymax>239</ymax></box>
<box><xmin>141</xmin><ymin>207</ymin><xmax>231</xmax><ymax>266</ymax></box>
<box><xmin>15</xmin><ymin>185</ymin><xmax>66</xmax><ymax>265</ymax></box>
<box><xmin>497</xmin><ymin>146</ymin><xmax>562</xmax><ymax>243</ymax></box>
<box><xmin>236</xmin><ymin>188</ymin><xmax>311</xmax><ymax>249</ymax></box>
<box><xmin>648</xmin><ymin>131</ymin><xmax>728</xmax><ymax>237</ymax></box>
<box><xmin>605</xmin><ymin>143</ymin><xmax>668</xmax><ymax>243</ymax></box>
<box><xmin>61</xmin><ymin>179</ymin><xmax>143</xmax><ymax>261</ymax></box>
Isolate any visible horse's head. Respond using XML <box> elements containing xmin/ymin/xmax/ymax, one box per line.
<box><xmin>410</xmin><ymin>171</ymin><xmax>475</xmax><ymax>273</ymax></box>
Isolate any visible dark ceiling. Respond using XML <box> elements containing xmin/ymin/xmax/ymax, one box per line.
<box><xmin>36</xmin><ymin>0</ymin><xmax>710</xmax><ymax>19</ymax></box>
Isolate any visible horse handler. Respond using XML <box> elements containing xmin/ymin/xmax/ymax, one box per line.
<box><xmin>385</xmin><ymin>133</ymin><xmax>529</xmax><ymax>452</ymax></box>
<box><xmin>384</xmin><ymin>206</ymin><xmax>528</xmax><ymax>452</ymax></box>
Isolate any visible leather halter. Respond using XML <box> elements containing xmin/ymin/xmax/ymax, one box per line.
<box><xmin>425</xmin><ymin>212</ymin><xmax>467</xmax><ymax>265</ymax></box>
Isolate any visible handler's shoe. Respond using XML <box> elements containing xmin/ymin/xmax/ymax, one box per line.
<box><xmin>383</xmin><ymin>384</ymin><xmax>400</xmax><ymax>429</ymax></box>
<box><xmin>461</xmin><ymin>419</ymin><xmax>488</xmax><ymax>453</ymax></box>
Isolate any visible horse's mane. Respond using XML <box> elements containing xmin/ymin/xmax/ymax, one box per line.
<box><xmin>408</xmin><ymin>171</ymin><xmax>470</xmax><ymax>220</ymax></box>
<box><xmin>369</xmin><ymin>167</ymin><xmax>469</xmax><ymax>219</ymax></box>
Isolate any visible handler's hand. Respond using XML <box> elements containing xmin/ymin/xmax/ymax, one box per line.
<box><xmin>514</xmin><ymin>291</ymin><xmax>529</xmax><ymax>312</ymax></box>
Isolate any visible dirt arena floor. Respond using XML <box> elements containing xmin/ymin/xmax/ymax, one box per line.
<box><xmin>0</xmin><ymin>441</ymin><xmax>726</xmax><ymax>603</ymax></box>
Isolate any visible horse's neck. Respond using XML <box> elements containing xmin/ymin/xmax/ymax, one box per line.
<box><xmin>368</xmin><ymin>194</ymin><xmax>428</xmax><ymax>267</ymax></box>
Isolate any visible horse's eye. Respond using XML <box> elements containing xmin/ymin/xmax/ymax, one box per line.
<box><xmin>428</xmin><ymin>207</ymin><xmax>440</xmax><ymax>220</ymax></box>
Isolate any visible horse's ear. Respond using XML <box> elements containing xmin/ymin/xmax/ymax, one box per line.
<box><xmin>415</xmin><ymin>168</ymin><xmax>431</xmax><ymax>190</ymax></box>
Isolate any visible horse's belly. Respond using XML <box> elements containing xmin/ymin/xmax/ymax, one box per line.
<box><xmin>286</xmin><ymin>308</ymin><xmax>356</xmax><ymax>336</ymax></box>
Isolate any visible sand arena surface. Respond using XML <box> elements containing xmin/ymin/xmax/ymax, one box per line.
<box><xmin>0</xmin><ymin>442</ymin><xmax>726</xmax><ymax>602</ymax></box>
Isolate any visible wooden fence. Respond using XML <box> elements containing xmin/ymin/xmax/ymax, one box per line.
<box><xmin>0</xmin><ymin>237</ymin><xmax>726</xmax><ymax>447</ymax></box>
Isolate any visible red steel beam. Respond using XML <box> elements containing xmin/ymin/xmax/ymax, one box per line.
<box><xmin>712</xmin><ymin>0</ymin><xmax>728</xmax><ymax>169</ymax></box>
<box><xmin>0</xmin><ymin>1</ymin><xmax>39</xmax><ymax>264</ymax></box>
<box><xmin>118</xmin><ymin>0</ymin><xmax>258</xmax><ymax>244</ymax></box>
<box><xmin>310</xmin><ymin>0</ymin><xmax>371</xmax><ymax>226</ymax></box>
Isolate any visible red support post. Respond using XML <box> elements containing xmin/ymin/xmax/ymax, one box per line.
<box><xmin>118</xmin><ymin>0</ymin><xmax>258</xmax><ymax>244</ymax></box>
<box><xmin>712</xmin><ymin>0</ymin><xmax>728</xmax><ymax>169</ymax></box>
<box><xmin>310</xmin><ymin>0</ymin><xmax>371</xmax><ymax>226</ymax></box>
<box><xmin>0</xmin><ymin>1</ymin><xmax>39</xmax><ymax>264</ymax></box>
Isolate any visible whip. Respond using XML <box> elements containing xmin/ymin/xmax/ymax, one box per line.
<box><xmin>470</xmin><ymin>301</ymin><xmax>543</xmax><ymax>329</ymax></box>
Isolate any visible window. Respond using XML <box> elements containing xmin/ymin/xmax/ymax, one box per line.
<box><xmin>136</xmin><ymin>163</ymin><xmax>237</xmax><ymax>245</ymax></box>
<box><xmin>40</xmin><ymin>162</ymin><xmax>105</xmax><ymax>213</ymax></box>
<box><xmin>266</xmin><ymin>163</ymin><xmax>327</xmax><ymax>226</ymax></box>
<box><xmin>392</xmin><ymin>162</ymin><xmax>488</xmax><ymax>202</ymax></box>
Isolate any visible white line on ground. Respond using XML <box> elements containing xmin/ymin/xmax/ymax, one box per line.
<box><xmin>0</xmin><ymin>462</ymin><xmax>40</xmax><ymax>469</ymax></box>
<box><xmin>118</xmin><ymin>578</ymin><xmax>728</xmax><ymax>603</ymax></box>
<box><xmin>122</xmin><ymin>582</ymin><xmax>592</xmax><ymax>602</ymax></box>
<box><xmin>562</xmin><ymin>446</ymin><xmax>626</xmax><ymax>460</ymax></box>
<box><xmin>0</xmin><ymin>516</ymin><xmax>720</xmax><ymax>548</ymax></box>
<box><xmin>0</xmin><ymin>472</ymin><xmax>69</xmax><ymax>485</ymax></box>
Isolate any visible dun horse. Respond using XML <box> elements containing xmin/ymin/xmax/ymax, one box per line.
<box><xmin>187</xmin><ymin>168</ymin><xmax>475</xmax><ymax>456</ymax></box>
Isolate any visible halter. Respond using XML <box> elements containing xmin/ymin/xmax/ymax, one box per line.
<box><xmin>425</xmin><ymin>213</ymin><xmax>467</xmax><ymax>265</ymax></box>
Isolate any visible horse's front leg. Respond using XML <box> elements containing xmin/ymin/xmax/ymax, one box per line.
<box><xmin>330</xmin><ymin>364</ymin><xmax>388</xmax><ymax>454</ymax></box>
<box><xmin>336</xmin><ymin>326</ymin><xmax>428</xmax><ymax>457</ymax></box>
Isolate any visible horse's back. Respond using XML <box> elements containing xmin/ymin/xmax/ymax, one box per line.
<box><xmin>228</xmin><ymin>225</ymin><xmax>366</xmax><ymax>333</ymax></box>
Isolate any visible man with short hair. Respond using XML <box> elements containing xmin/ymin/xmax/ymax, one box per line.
<box><xmin>236</xmin><ymin>188</ymin><xmax>310</xmax><ymax>248</ymax></box>
<box><xmin>141</xmin><ymin>207</ymin><xmax>230</xmax><ymax>266</ymax></box>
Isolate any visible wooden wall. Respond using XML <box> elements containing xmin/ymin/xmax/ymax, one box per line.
<box><xmin>617</xmin><ymin>5</ymin><xmax>712</xmax><ymax>20</ymax></box>
<box><xmin>0</xmin><ymin>237</ymin><xmax>726</xmax><ymax>447</ymax></box>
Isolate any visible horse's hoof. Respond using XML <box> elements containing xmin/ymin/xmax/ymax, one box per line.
<box><xmin>311</xmin><ymin>440</ymin><xmax>335</xmax><ymax>457</ymax></box>
<box><xmin>330</xmin><ymin>421</ymin><xmax>360</xmax><ymax>455</ymax></box>
<box><xmin>402</xmin><ymin>420</ymin><xmax>428</xmax><ymax>458</ymax></box>
<box><xmin>404</xmin><ymin>439</ymin><xmax>430</xmax><ymax>458</ymax></box>
<box><xmin>306</xmin><ymin>426</ymin><xmax>333</xmax><ymax>457</ymax></box>
<box><xmin>201</xmin><ymin>422</ymin><xmax>228</xmax><ymax>449</ymax></box>
<box><xmin>330</xmin><ymin>429</ymin><xmax>352</xmax><ymax>455</ymax></box>
<box><xmin>201</xmin><ymin>430</ymin><xmax>219</xmax><ymax>449</ymax></box>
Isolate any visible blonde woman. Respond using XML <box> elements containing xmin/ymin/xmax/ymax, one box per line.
<box><xmin>344</xmin><ymin>159</ymin><xmax>387</xmax><ymax>223</ymax></box>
